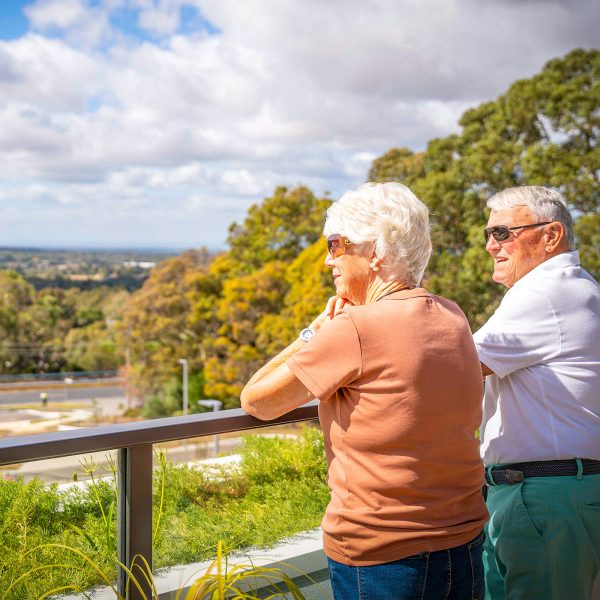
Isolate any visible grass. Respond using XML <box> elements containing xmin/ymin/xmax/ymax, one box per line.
<box><xmin>0</xmin><ymin>426</ymin><xmax>329</xmax><ymax>599</ymax></box>
<box><xmin>4</xmin><ymin>540</ymin><xmax>310</xmax><ymax>599</ymax></box>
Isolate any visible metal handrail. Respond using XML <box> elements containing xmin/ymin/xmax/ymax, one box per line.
<box><xmin>0</xmin><ymin>403</ymin><xmax>319</xmax><ymax>466</ymax></box>
<box><xmin>0</xmin><ymin>402</ymin><xmax>320</xmax><ymax>599</ymax></box>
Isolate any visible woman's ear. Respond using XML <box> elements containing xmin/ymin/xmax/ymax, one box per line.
<box><xmin>370</xmin><ymin>254</ymin><xmax>382</xmax><ymax>272</ymax></box>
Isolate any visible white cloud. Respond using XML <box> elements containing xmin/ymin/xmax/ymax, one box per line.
<box><xmin>0</xmin><ymin>0</ymin><xmax>598</xmax><ymax>248</ymax></box>
<box><xmin>25</xmin><ymin>0</ymin><xmax>89</xmax><ymax>30</ymax></box>
<box><xmin>25</xmin><ymin>0</ymin><xmax>111</xmax><ymax>48</ymax></box>
<box><xmin>343</xmin><ymin>153</ymin><xmax>378</xmax><ymax>180</ymax></box>
<box><xmin>136</xmin><ymin>0</ymin><xmax>182</xmax><ymax>37</ymax></box>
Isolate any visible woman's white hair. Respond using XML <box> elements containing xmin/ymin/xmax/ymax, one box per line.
<box><xmin>324</xmin><ymin>182</ymin><xmax>432</xmax><ymax>287</ymax></box>
<box><xmin>487</xmin><ymin>186</ymin><xmax>576</xmax><ymax>250</ymax></box>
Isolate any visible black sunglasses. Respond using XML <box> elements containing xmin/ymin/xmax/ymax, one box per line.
<box><xmin>483</xmin><ymin>222</ymin><xmax>551</xmax><ymax>243</ymax></box>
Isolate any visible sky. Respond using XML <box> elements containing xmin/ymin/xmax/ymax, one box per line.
<box><xmin>0</xmin><ymin>0</ymin><xmax>598</xmax><ymax>250</ymax></box>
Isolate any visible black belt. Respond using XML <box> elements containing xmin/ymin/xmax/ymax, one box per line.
<box><xmin>485</xmin><ymin>458</ymin><xmax>600</xmax><ymax>485</ymax></box>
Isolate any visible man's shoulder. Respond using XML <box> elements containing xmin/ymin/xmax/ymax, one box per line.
<box><xmin>508</xmin><ymin>253</ymin><xmax>597</xmax><ymax>304</ymax></box>
<box><xmin>495</xmin><ymin>281</ymin><xmax>547</xmax><ymax>319</ymax></box>
<box><xmin>476</xmin><ymin>254</ymin><xmax>599</xmax><ymax>341</ymax></box>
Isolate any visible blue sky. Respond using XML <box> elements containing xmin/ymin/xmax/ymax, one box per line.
<box><xmin>0</xmin><ymin>1</ymin><xmax>219</xmax><ymax>44</ymax></box>
<box><xmin>0</xmin><ymin>1</ymin><xmax>30</xmax><ymax>40</ymax></box>
<box><xmin>0</xmin><ymin>0</ymin><xmax>598</xmax><ymax>250</ymax></box>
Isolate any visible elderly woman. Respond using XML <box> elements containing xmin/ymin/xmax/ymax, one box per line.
<box><xmin>241</xmin><ymin>182</ymin><xmax>487</xmax><ymax>600</ymax></box>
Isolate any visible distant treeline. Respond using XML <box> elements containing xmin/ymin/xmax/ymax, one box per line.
<box><xmin>26</xmin><ymin>275</ymin><xmax>152</xmax><ymax>292</ymax></box>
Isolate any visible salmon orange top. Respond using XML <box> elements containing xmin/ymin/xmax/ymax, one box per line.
<box><xmin>288</xmin><ymin>288</ymin><xmax>488</xmax><ymax>566</ymax></box>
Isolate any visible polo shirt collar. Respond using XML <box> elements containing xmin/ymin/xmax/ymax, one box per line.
<box><xmin>511</xmin><ymin>251</ymin><xmax>580</xmax><ymax>291</ymax></box>
<box><xmin>380</xmin><ymin>287</ymin><xmax>431</xmax><ymax>300</ymax></box>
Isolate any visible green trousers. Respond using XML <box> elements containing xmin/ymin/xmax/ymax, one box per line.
<box><xmin>484</xmin><ymin>471</ymin><xmax>600</xmax><ymax>600</ymax></box>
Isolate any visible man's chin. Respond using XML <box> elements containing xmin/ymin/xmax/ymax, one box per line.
<box><xmin>492</xmin><ymin>270</ymin><xmax>510</xmax><ymax>288</ymax></box>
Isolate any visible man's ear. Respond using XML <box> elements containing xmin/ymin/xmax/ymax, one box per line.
<box><xmin>544</xmin><ymin>222</ymin><xmax>566</xmax><ymax>253</ymax></box>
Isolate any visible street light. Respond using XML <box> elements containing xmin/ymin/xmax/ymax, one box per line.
<box><xmin>198</xmin><ymin>399</ymin><xmax>223</xmax><ymax>456</ymax></box>
<box><xmin>177</xmin><ymin>359</ymin><xmax>189</xmax><ymax>416</ymax></box>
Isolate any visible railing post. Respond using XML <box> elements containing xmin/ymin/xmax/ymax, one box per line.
<box><xmin>118</xmin><ymin>445</ymin><xmax>153</xmax><ymax>599</ymax></box>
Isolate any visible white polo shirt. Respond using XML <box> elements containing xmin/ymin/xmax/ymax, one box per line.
<box><xmin>473</xmin><ymin>251</ymin><xmax>600</xmax><ymax>465</ymax></box>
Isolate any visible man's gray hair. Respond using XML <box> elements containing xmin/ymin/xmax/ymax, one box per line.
<box><xmin>324</xmin><ymin>182</ymin><xmax>432</xmax><ymax>287</ymax></box>
<box><xmin>487</xmin><ymin>186</ymin><xmax>576</xmax><ymax>250</ymax></box>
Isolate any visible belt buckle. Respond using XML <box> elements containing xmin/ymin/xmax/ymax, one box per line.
<box><xmin>504</xmin><ymin>469</ymin><xmax>524</xmax><ymax>484</ymax></box>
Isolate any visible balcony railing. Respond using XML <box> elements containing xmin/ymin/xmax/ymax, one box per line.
<box><xmin>0</xmin><ymin>402</ymin><xmax>320</xmax><ymax>599</ymax></box>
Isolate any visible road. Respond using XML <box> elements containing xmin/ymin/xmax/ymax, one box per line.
<box><xmin>0</xmin><ymin>384</ymin><xmax>125</xmax><ymax>405</ymax></box>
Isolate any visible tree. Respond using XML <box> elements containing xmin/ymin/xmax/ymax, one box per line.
<box><xmin>0</xmin><ymin>274</ymin><xmax>131</xmax><ymax>374</ymax></box>
<box><xmin>117</xmin><ymin>249</ymin><xmax>217</xmax><ymax>398</ymax></box>
<box><xmin>574</xmin><ymin>212</ymin><xmax>600</xmax><ymax>281</ymax></box>
<box><xmin>199</xmin><ymin>188</ymin><xmax>331</xmax><ymax>405</ymax></box>
<box><xmin>0</xmin><ymin>271</ymin><xmax>36</xmax><ymax>372</ymax></box>
<box><xmin>204</xmin><ymin>261</ymin><xmax>291</xmax><ymax>405</ymax></box>
<box><xmin>202</xmin><ymin>245</ymin><xmax>335</xmax><ymax>406</ymax></box>
<box><xmin>255</xmin><ymin>238</ymin><xmax>332</xmax><ymax>357</ymax></box>
<box><xmin>368</xmin><ymin>147</ymin><xmax>425</xmax><ymax>185</ymax></box>
<box><xmin>227</xmin><ymin>186</ymin><xmax>331</xmax><ymax>274</ymax></box>
<box><xmin>369</xmin><ymin>48</ymin><xmax>600</xmax><ymax>326</ymax></box>
<box><xmin>63</xmin><ymin>321</ymin><xmax>119</xmax><ymax>372</ymax></box>
<box><xmin>119</xmin><ymin>187</ymin><xmax>331</xmax><ymax>410</ymax></box>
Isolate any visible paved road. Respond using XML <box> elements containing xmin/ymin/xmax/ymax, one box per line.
<box><xmin>0</xmin><ymin>384</ymin><xmax>125</xmax><ymax>405</ymax></box>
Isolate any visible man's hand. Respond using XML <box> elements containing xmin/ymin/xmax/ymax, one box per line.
<box><xmin>481</xmin><ymin>362</ymin><xmax>495</xmax><ymax>377</ymax></box>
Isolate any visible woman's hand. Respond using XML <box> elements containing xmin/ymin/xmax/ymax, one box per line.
<box><xmin>309</xmin><ymin>296</ymin><xmax>353</xmax><ymax>331</ymax></box>
<box><xmin>241</xmin><ymin>296</ymin><xmax>351</xmax><ymax>420</ymax></box>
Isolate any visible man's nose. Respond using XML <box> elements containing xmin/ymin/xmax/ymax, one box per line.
<box><xmin>486</xmin><ymin>233</ymin><xmax>500</xmax><ymax>252</ymax></box>
<box><xmin>324</xmin><ymin>253</ymin><xmax>335</xmax><ymax>267</ymax></box>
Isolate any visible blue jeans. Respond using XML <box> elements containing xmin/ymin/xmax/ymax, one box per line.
<box><xmin>327</xmin><ymin>531</ymin><xmax>485</xmax><ymax>600</ymax></box>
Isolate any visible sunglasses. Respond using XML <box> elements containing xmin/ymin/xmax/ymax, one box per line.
<box><xmin>327</xmin><ymin>234</ymin><xmax>354</xmax><ymax>257</ymax></box>
<box><xmin>483</xmin><ymin>222</ymin><xmax>551</xmax><ymax>244</ymax></box>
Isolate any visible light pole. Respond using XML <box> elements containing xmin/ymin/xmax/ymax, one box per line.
<box><xmin>177</xmin><ymin>359</ymin><xmax>189</xmax><ymax>416</ymax></box>
<box><xmin>198</xmin><ymin>399</ymin><xmax>223</xmax><ymax>456</ymax></box>
<box><xmin>63</xmin><ymin>377</ymin><xmax>74</xmax><ymax>401</ymax></box>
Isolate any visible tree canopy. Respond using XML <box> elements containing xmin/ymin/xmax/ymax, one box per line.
<box><xmin>0</xmin><ymin>273</ymin><xmax>128</xmax><ymax>374</ymax></box>
<box><xmin>118</xmin><ymin>188</ymin><xmax>331</xmax><ymax>409</ymax></box>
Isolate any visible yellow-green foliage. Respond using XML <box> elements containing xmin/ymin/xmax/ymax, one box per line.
<box><xmin>121</xmin><ymin>187</ymin><xmax>332</xmax><ymax>407</ymax></box>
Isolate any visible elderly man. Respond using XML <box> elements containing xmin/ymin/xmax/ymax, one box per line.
<box><xmin>473</xmin><ymin>186</ymin><xmax>600</xmax><ymax>600</ymax></box>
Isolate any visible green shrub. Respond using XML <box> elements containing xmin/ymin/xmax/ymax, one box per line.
<box><xmin>142</xmin><ymin>393</ymin><xmax>181</xmax><ymax>418</ymax></box>
<box><xmin>240</xmin><ymin>425</ymin><xmax>327</xmax><ymax>484</ymax></box>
